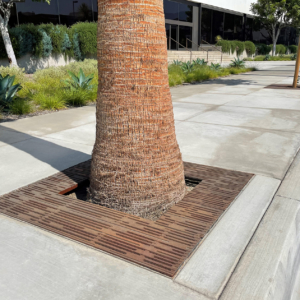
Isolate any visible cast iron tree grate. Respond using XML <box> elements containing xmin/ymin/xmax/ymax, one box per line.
<box><xmin>0</xmin><ymin>160</ymin><xmax>253</xmax><ymax>277</ymax></box>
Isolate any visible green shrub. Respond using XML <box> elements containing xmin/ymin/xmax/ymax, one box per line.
<box><xmin>64</xmin><ymin>68</ymin><xmax>95</xmax><ymax>91</ymax></box>
<box><xmin>244</xmin><ymin>41</ymin><xmax>256</xmax><ymax>55</ymax></box>
<box><xmin>193</xmin><ymin>58</ymin><xmax>207</xmax><ymax>66</ymax></box>
<box><xmin>39</xmin><ymin>24</ymin><xmax>71</xmax><ymax>56</ymax></box>
<box><xmin>216</xmin><ymin>40</ymin><xmax>246</xmax><ymax>56</ymax></box>
<box><xmin>39</xmin><ymin>29</ymin><xmax>53</xmax><ymax>58</ymax></box>
<box><xmin>33</xmin><ymin>93</ymin><xmax>66</xmax><ymax>110</ymax></box>
<box><xmin>291</xmin><ymin>53</ymin><xmax>297</xmax><ymax>60</ymax></box>
<box><xmin>216</xmin><ymin>40</ymin><xmax>231</xmax><ymax>54</ymax></box>
<box><xmin>0</xmin><ymin>66</ymin><xmax>26</xmax><ymax>84</ymax></box>
<box><xmin>70</xmin><ymin>22</ymin><xmax>97</xmax><ymax>59</ymax></box>
<box><xmin>9</xmin><ymin>27</ymin><xmax>34</xmax><ymax>58</ymax></box>
<box><xmin>256</xmin><ymin>44</ymin><xmax>272</xmax><ymax>55</ymax></box>
<box><xmin>235</xmin><ymin>41</ymin><xmax>245</xmax><ymax>56</ymax></box>
<box><xmin>19</xmin><ymin>24</ymin><xmax>44</xmax><ymax>58</ymax></box>
<box><xmin>0</xmin><ymin>22</ymin><xmax>96</xmax><ymax>60</ymax></box>
<box><xmin>288</xmin><ymin>45</ymin><xmax>298</xmax><ymax>54</ymax></box>
<box><xmin>230</xmin><ymin>57</ymin><xmax>246</xmax><ymax>68</ymax></box>
<box><xmin>168</xmin><ymin>63</ymin><xmax>255</xmax><ymax>86</ymax></box>
<box><xmin>10</xmin><ymin>99</ymin><xmax>33</xmax><ymax>115</ymax></box>
<box><xmin>0</xmin><ymin>74</ymin><xmax>22</xmax><ymax>108</ymax></box>
<box><xmin>276</xmin><ymin>44</ymin><xmax>286</xmax><ymax>55</ymax></box>
<box><xmin>181</xmin><ymin>61</ymin><xmax>194</xmax><ymax>73</ymax></box>
<box><xmin>210</xmin><ymin>63</ymin><xmax>222</xmax><ymax>71</ymax></box>
<box><xmin>64</xmin><ymin>89</ymin><xmax>96</xmax><ymax>106</ymax></box>
<box><xmin>172</xmin><ymin>60</ymin><xmax>182</xmax><ymax>65</ymax></box>
<box><xmin>168</xmin><ymin>65</ymin><xmax>186</xmax><ymax>86</ymax></box>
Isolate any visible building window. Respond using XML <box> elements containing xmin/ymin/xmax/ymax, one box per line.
<box><xmin>164</xmin><ymin>0</ymin><xmax>192</xmax><ymax>23</ymax></box>
<box><xmin>179</xmin><ymin>26</ymin><xmax>192</xmax><ymax>48</ymax></box>
<box><xmin>59</xmin><ymin>0</ymin><xmax>94</xmax><ymax>26</ymax></box>
<box><xmin>245</xmin><ymin>18</ymin><xmax>253</xmax><ymax>41</ymax></box>
<box><xmin>234</xmin><ymin>15</ymin><xmax>243</xmax><ymax>40</ymax></box>
<box><xmin>164</xmin><ymin>0</ymin><xmax>179</xmax><ymax>21</ymax></box>
<box><xmin>178</xmin><ymin>3</ymin><xmax>193</xmax><ymax>23</ymax></box>
<box><xmin>224</xmin><ymin>13</ymin><xmax>235</xmax><ymax>40</ymax></box>
<box><xmin>212</xmin><ymin>10</ymin><xmax>224</xmax><ymax>42</ymax></box>
<box><xmin>166</xmin><ymin>24</ymin><xmax>178</xmax><ymax>50</ymax></box>
<box><xmin>17</xmin><ymin>0</ymin><xmax>59</xmax><ymax>25</ymax></box>
<box><xmin>201</xmin><ymin>8</ymin><xmax>212</xmax><ymax>44</ymax></box>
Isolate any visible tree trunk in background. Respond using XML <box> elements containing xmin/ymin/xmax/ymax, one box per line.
<box><xmin>89</xmin><ymin>0</ymin><xmax>186</xmax><ymax>219</ymax></box>
<box><xmin>0</xmin><ymin>19</ymin><xmax>18</xmax><ymax>67</ymax></box>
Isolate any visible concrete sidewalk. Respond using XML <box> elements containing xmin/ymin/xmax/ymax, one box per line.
<box><xmin>0</xmin><ymin>62</ymin><xmax>300</xmax><ymax>299</ymax></box>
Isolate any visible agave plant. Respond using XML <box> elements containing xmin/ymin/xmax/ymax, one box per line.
<box><xmin>193</xmin><ymin>58</ymin><xmax>208</xmax><ymax>66</ymax></box>
<box><xmin>172</xmin><ymin>60</ymin><xmax>182</xmax><ymax>66</ymax></box>
<box><xmin>291</xmin><ymin>54</ymin><xmax>297</xmax><ymax>60</ymax></box>
<box><xmin>0</xmin><ymin>74</ymin><xmax>22</xmax><ymax>108</ymax></box>
<box><xmin>64</xmin><ymin>68</ymin><xmax>94</xmax><ymax>91</ymax></box>
<box><xmin>180</xmin><ymin>61</ymin><xmax>194</xmax><ymax>73</ymax></box>
<box><xmin>230</xmin><ymin>57</ymin><xmax>246</xmax><ymax>68</ymax></box>
<box><xmin>263</xmin><ymin>54</ymin><xmax>271</xmax><ymax>61</ymax></box>
<box><xmin>210</xmin><ymin>63</ymin><xmax>221</xmax><ymax>71</ymax></box>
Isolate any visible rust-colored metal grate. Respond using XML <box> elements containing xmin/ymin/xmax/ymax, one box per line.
<box><xmin>0</xmin><ymin>160</ymin><xmax>253</xmax><ymax>277</ymax></box>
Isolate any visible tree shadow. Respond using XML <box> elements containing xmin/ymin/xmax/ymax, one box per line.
<box><xmin>0</xmin><ymin>125</ymin><xmax>91</xmax><ymax>172</ymax></box>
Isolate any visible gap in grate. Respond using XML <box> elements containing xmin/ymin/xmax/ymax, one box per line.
<box><xmin>63</xmin><ymin>177</ymin><xmax>202</xmax><ymax>212</ymax></box>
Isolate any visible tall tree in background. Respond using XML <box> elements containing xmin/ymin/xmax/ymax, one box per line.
<box><xmin>251</xmin><ymin>0</ymin><xmax>300</xmax><ymax>56</ymax></box>
<box><xmin>0</xmin><ymin>0</ymin><xmax>50</xmax><ymax>67</ymax></box>
<box><xmin>89</xmin><ymin>0</ymin><xmax>186</xmax><ymax>219</ymax></box>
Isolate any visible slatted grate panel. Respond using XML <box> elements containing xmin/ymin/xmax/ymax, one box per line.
<box><xmin>0</xmin><ymin>160</ymin><xmax>253</xmax><ymax>277</ymax></box>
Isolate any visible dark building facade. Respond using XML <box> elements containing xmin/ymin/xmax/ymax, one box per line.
<box><xmin>163</xmin><ymin>0</ymin><xmax>298</xmax><ymax>50</ymax></box>
<box><xmin>8</xmin><ymin>0</ymin><xmax>298</xmax><ymax>49</ymax></box>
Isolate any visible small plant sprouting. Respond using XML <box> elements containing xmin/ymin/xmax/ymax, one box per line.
<box><xmin>193</xmin><ymin>58</ymin><xmax>208</xmax><ymax>66</ymax></box>
<box><xmin>230</xmin><ymin>57</ymin><xmax>246</xmax><ymax>68</ymax></box>
<box><xmin>210</xmin><ymin>63</ymin><xmax>221</xmax><ymax>71</ymax></box>
<box><xmin>180</xmin><ymin>61</ymin><xmax>194</xmax><ymax>73</ymax></box>
<box><xmin>172</xmin><ymin>60</ymin><xmax>182</xmax><ymax>66</ymax></box>
<box><xmin>0</xmin><ymin>74</ymin><xmax>22</xmax><ymax>108</ymax></box>
<box><xmin>63</xmin><ymin>68</ymin><xmax>95</xmax><ymax>91</ymax></box>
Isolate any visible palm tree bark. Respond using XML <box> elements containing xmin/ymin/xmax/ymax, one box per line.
<box><xmin>89</xmin><ymin>0</ymin><xmax>186</xmax><ymax>219</ymax></box>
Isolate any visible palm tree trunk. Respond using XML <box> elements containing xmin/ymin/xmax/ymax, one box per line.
<box><xmin>89</xmin><ymin>0</ymin><xmax>186</xmax><ymax>219</ymax></box>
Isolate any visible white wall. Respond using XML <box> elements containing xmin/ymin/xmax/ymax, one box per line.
<box><xmin>190</xmin><ymin>0</ymin><xmax>254</xmax><ymax>15</ymax></box>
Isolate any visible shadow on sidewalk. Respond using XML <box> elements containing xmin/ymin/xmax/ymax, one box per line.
<box><xmin>0</xmin><ymin>125</ymin><xmax>91</xmax><ymax>171</ymax></box>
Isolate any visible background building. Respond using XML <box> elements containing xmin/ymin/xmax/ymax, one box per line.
<box><xmin>7</xmin><ymin>0</ymin><xmax>298</xmax><ymax>49</ymax></box>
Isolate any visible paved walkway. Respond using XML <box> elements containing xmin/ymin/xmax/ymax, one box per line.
<box><xmin>0</xmin><ymin>61</ymin><xmax>299</xmax><ymax>299</ymax></box>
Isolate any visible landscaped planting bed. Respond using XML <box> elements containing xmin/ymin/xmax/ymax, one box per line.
<box><xmin>0</xmin><ymin>58</ymin><xmax>256</xmax><ymax>122</ymax></box>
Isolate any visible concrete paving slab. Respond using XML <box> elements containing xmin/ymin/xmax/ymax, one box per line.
<box><xmin>176</xmin><ymin>93</ymin><xmax>241</xmax><ymax>105</ymax></box>
<box><xmin>0</xmin><ymin>214</ymin><xmax>207</xmax><ymax>300</ymax></box>
<box><xmin>175</xmin><ymin>122</ymin><xmax>300</xmax><ymax>179</ymax></box>
<box><xmin>173</xmin><ymin>102</ymin><xmax>214</xmax><ymax>121</ymax></box>
<box><xmin>0</xmin><ymin>127</ymin><xmax>32</xmax><ymax>147</ymax></box>
<box><xmin>188</xmin><ymin>106</ymin><xmax>300</xmax><ymax>133</ymax></box>
<box><xmin>0</xmin><ymin>136</ymin><xmax>92</xmax><ymax>196</ymax></box>
<box><xmin>171</xmin><ymin>84</ymin><xmax>221</xmax><ymax>101</ymax></box>
<box><xmin>0</xmin><ymin>105</ymin><xmax>96</xmax><ymax>137</ymax></box>
<box><xmin>225</xmin><ymin>95</ymin><xmax>300</xmax><ymax>111</ymax></box>
<box><xmin>45</xmin><ymin>122</ymin><xmax>96</xmax><ymax>146</ymax></box>
<box><xmin>207</xmin><ymin>86</ymin><xmax>261</xmax><ymax>95</ymax></box>
<box><xmin>220</xmin><ymin>196</ymin><xmax>300</xmax><ymax>300</ymax></box>
<box><xmin>175</xmin><ymin>175</ymin><xmax>280</xmax><ymax>300</ymax></box>
<box><xmin>247</xmin><ymin>88</ymin><xmax>300</xmax><ymax>99</ymax></box>
<box><xmin>277</xmin><ymin>149</ymin><xmax>300</xmax><ymax>201</ymax></box>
